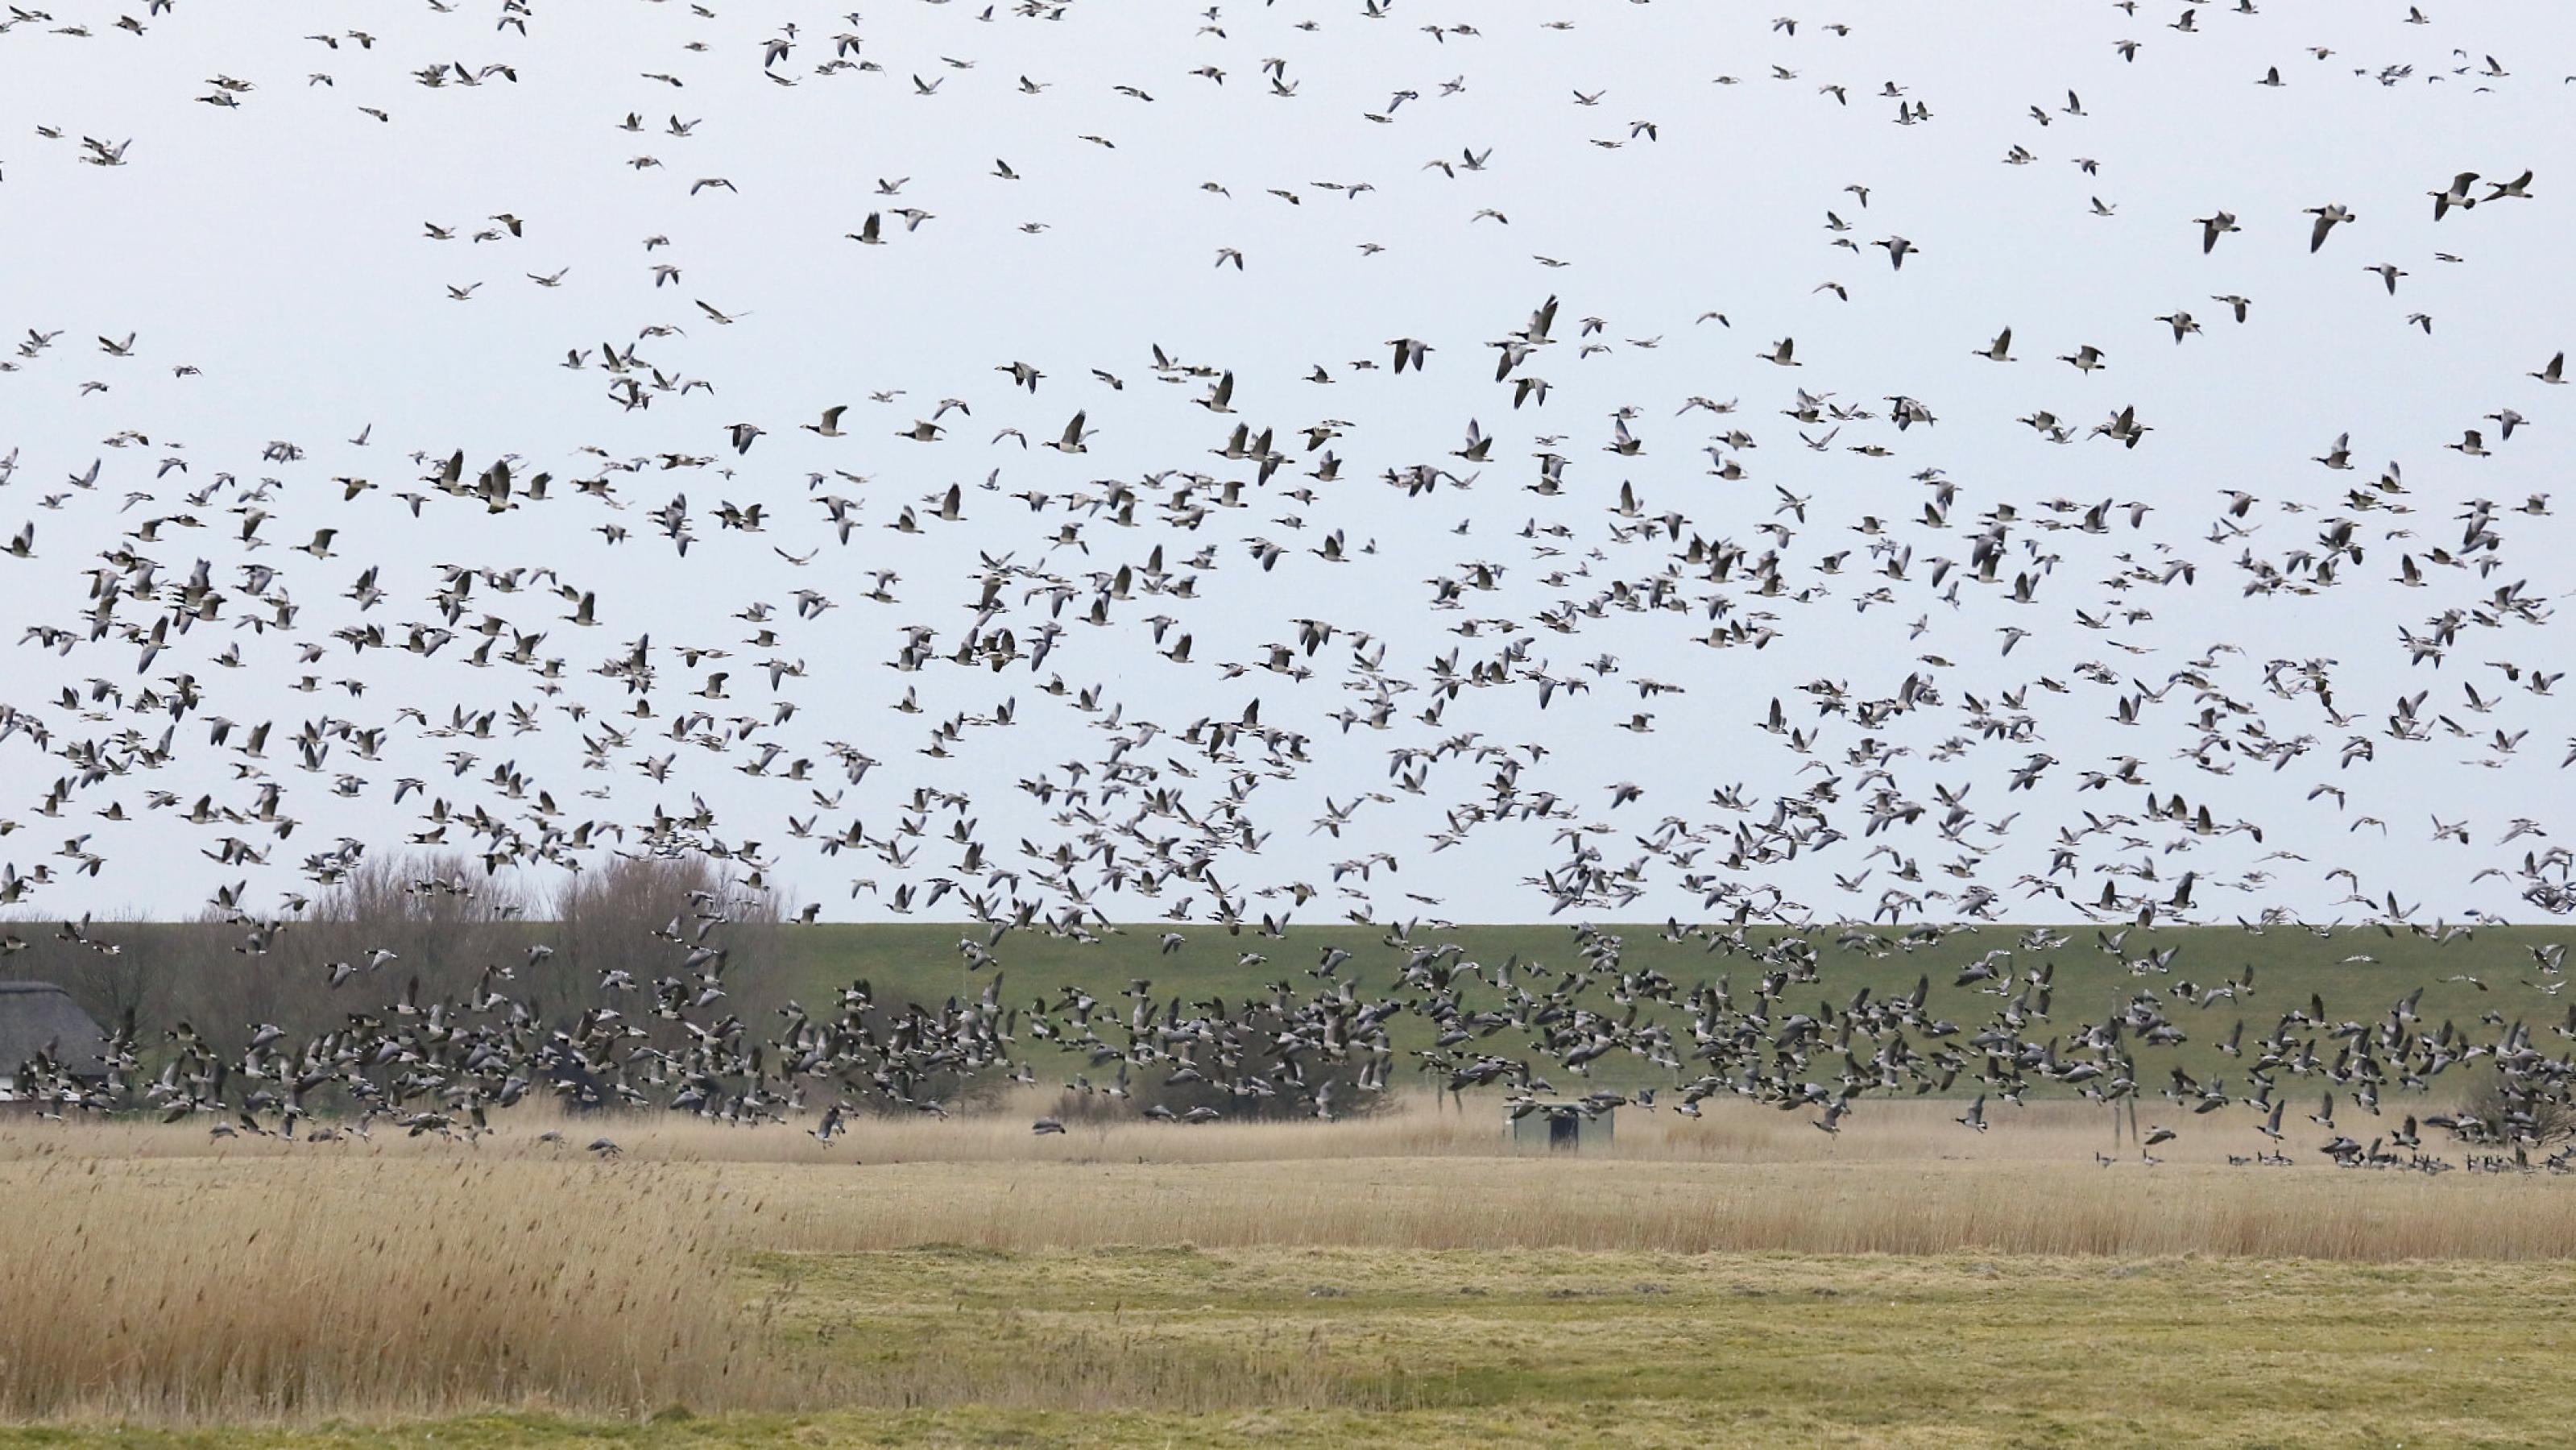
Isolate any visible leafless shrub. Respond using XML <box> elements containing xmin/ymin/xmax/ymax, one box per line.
<box><xmin>2462</xmin><ymin>1068</ymin><xmax>2575</xmax><ymax>1146</ymax></box>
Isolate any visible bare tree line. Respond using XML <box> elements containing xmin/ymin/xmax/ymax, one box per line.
<box><xmin>4</xmin><ymin>851</ymin><xmax>785</xmax><ymax>1063</ymax></box>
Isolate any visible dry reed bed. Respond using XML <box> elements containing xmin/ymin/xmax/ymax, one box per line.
<box><xmin>3</xmin><ymin>1098</ymin><xmax>2569</xmax><ymax>1424</ymax></box>
<box><xmin>0</xmin><ymin>1155</ymin><xmax>781</xmax><ymax>1421</ymax></box>
<box><xmin>743</xmin><ymin>1156</ymin><xmax>2576</xmax><ymax>1259</ymax></box>
<box><xmin>0</xmin><ymin>1093</ymin><xmax>2302</xmax><ymax>1165</ymax></box>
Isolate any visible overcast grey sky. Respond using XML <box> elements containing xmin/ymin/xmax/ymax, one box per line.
<box><xmin>0</xmin><ymin>0</ymin><xmax>2570</xmax><ymax>926</ymax></box>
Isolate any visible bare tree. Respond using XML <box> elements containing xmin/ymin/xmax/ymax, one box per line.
<box><xmin>545</xmin><ymin>851</ymin><xmax>786</xmax><ymax>1021</ymax></box>
<box><xmin>2464</xmin><ymin>1068</ymin><xmax>2575</xmax><ymax>1146</ymax></box>
<box><xmin>0</xmin><ymin>910</ymin><xmax>163</xmax><ymax>1042</ymax></box>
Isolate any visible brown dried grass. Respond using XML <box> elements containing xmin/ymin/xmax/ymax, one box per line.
<box><xmin>0</xmin><ymin>1153</ymin><xmax>779</xmax><ymax>1421</ymax></box>
<box><xmin>2</xmin><ymin>1094</ymin><xmax>2570</xmax><ymax>1425</ymax></box>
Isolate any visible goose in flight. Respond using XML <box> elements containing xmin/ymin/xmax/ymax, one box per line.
<box><xmin>2303</xmin><ymin>203</ymin><xmax>2354</xmax><ymax>252</ymax></box>
<box><xmin>2429</xmin><ymin>172</ymin><xmax>2480</xmax><ymax>218</ymax></box>
<box><xmin>1042</xmin><ymin>412</ymin><xmax>1093</xmax><ymax>454</ymax></box>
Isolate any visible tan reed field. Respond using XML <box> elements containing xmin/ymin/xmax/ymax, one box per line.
<box><xmin>0</xmin><ymin>1150</ymin><xmax>785</xmax><ymax>1422</ymax></box>
<box><xmin>0</xmin><ymin>1089</ymin><xmax>2412</xmax><ymax>1165</ymax></box>
<box><xmin>2</xmin><ymin>1094</ymin><xmax>2573</xmax><ymax>1439</ymax></box>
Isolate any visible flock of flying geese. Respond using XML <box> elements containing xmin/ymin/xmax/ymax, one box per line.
<box><xmin>2</xmin><ymin>0</ymin><xmax>2574</xmax><ymax>1164</ymax></box>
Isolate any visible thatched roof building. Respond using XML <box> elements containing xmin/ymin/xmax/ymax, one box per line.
<box><xmin>0</xmin><ymin>982</ymin><xmax>111</xmax><ymax>1097</ymax></box>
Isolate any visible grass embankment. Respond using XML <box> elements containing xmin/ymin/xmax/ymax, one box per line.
<box><xmin>14</xmin><ymin>920</ymin><xmax>2555</xmax><ymax>1100</ymax></box>
<box><xmin>772</xmin><ymin>920</ymin><xmax>2565</xmax><ymax>1093</ymax></box>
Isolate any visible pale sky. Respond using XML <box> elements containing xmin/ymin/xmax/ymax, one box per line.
<box><xmin>0</xmin><ymin>0</ymin><xmax>2570</xmax><ymax>926</ymax></box>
